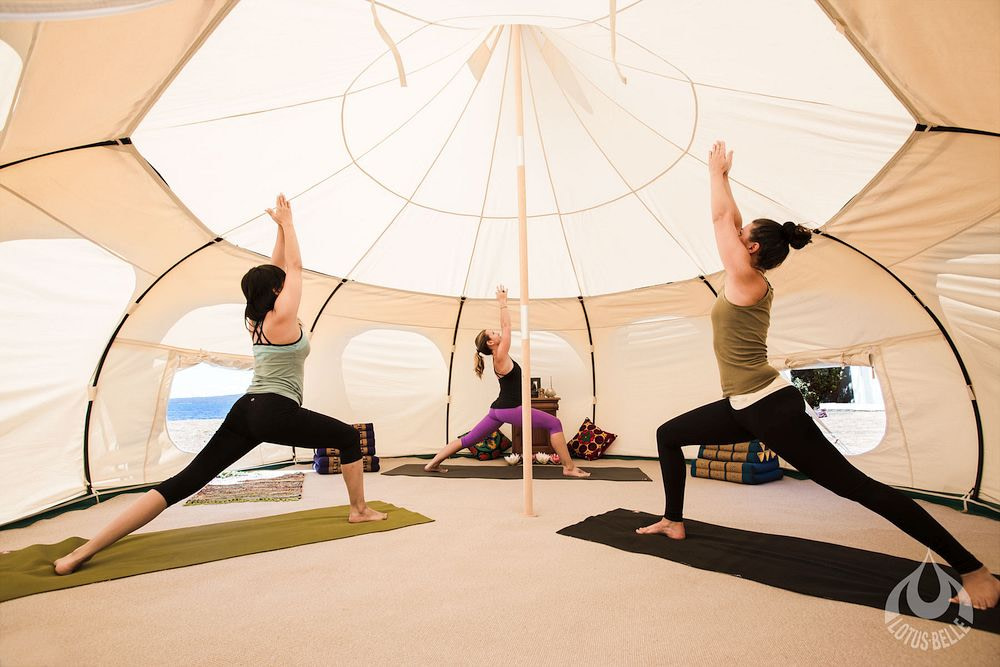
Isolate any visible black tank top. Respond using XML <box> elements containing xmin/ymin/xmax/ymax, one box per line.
<box><xmin>490</xmin><ymin>359</ymin><xmax>522</xmax><ymax>409</ymax></box>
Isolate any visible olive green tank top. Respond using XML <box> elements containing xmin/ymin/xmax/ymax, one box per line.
<box><xmin>247</xmin><ymin>329</ymin><xmax>310</xmax><ymax>404</ymax></box>
<box><xmin>710</xmin><ymin>281</ymin><xmax>779</xmax><ymax>397</ymax></box>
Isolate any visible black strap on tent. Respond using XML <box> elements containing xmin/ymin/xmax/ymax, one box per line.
<box><xmin>81</xmin><ymin>238</ymin><xmax>222</xmax><ymax>495</ymax></box>
<box><xmin>309</xmin><ymin>278</ymin><xmax>349</xmax><ymax>333</ymax></box>
<box><xmin>0</xmin><ymin>137</ymin><xmax>133</xmax><ymax>171</ymax></box>
<box><xmin>914</xmin><ymin>124</ymin><xmax>1000</xmax><ymax>138</ymax></box>
<box><xmin>815</xmin><ymin>230</ymin><xmax>986</xmax><ymax>501</ymax></box>
<box><xmin>444</xmin><ymin>297</ymin><xmax>467</xmax><ymax>442</ymax></box>
<box><xmin>698</xmin><ymin>275</ymin><xmax>718</xmax><ymax>297</ymax></box>
<box><xmin>577</xmin><ymin>296</ymin><xmax>597</xmax><ymax>422</ymax></box>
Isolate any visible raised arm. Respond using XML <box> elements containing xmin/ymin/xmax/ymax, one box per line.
<box><xmin>494</xmin><ymin>284</ymin><xmax>512</xmax><ymax>367</ymax></box>
<box><xmin>264</xmin><ymin>194</ymin><xmax>303</xmax><ymax>340</ymax></box>
<box><xmin>270</xmin><ymin>223</ymin><xmax>286</xmax><ymax>269</ymax></box>
<box><xmin>710</xmin><ymin>142</ymin><xmax>752</xmax><ymax>269</ymax></box>
<box><xmin>709</xmin><ymin>141</ymin><xmax>766</xmax><ymax>304</ymax></box>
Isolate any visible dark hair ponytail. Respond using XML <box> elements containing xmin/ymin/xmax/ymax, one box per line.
<box><xmin>473</xmin><ymin>330</ymin><xmax>492</xmax><ymax>379</ymax></box>
<box><xmin>782</xmin><ymin>221</ymin><xmax>812</xmax><ymax>250</ymax></box>
<box><xmin>241</xmin><ymin>264</ymin><xmax>286</xmax><ymax>342</ymax></box>
<box><xmin>749</xmin><ymin>219</ymin><xmax>812</xmax><ymax>270</ymax></box>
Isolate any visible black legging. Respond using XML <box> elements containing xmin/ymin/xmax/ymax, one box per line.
<box><xmin>656</xmin><ymin>386</ymin><xmax>983</xmax><ymax>574</ymax></box>
<box><xmin>155</xmin><ymin>393</ymin><xmax>362</xmax><ymax>506</ymax></box>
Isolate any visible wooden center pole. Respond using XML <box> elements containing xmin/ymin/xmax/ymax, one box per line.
<box><xmin>511</xmin><ymin>25</ymin><xmax>534</xmax><ymax>517</ymax></box>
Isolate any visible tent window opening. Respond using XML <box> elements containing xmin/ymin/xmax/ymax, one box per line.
<box><xmin>781</xmin><ymin>365</ymin><xmax>886</xmax><ymax>456</ymax></box>
<box><xmin>0</xmin><ymin>39</ymin><xmax>20</xmax><ymax>132</ymax></box>
<box><xmin>166</xmin><ymin>363</ymin><xmax>252</xmax><ymax>454</ymax></box>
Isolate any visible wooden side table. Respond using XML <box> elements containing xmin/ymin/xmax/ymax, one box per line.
<box><xmin>512</xmin><ymin>397</ymin><xmax>559</xmax><ymax>455</ymax></box>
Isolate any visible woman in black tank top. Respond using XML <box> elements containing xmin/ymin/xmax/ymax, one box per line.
<box><xmin>424</xmin><ymin>286</ymin><xmax>590</xmax><ymax>478</ymax></box>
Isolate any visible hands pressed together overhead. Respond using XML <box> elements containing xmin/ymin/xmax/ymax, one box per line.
<box><xmin>265</xmin><ymin>193</ymin><xmax>293</xmax><ymax>226</ymax></box>
<box><xmin>708</xmin><ymin>140</ymin><xmax>734</xmax><ymax>176</ymax></box>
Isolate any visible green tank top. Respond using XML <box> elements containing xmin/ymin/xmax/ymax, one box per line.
<box><xmin>247</xmin><ymin>329</ymin><xmax>310</xmax><ymax>404</ymax></box>
<box><xmin>710</xmin><ymin>281</ymin><xmax>779</xmax><ymax>397</ymax></box>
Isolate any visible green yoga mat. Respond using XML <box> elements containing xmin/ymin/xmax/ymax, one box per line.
<box><xmin>0</xmin><ymin>501</ymin><xmax>430</xmax><ymax>603</ymax></box>
<box><xmin>383</xmin><ymin>463</ymin><xmax>651</xmax><ymax>481</ymax></box>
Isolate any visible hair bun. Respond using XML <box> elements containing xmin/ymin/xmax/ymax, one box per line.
<box><xmin>783</xmin><ymin>221</ymin><xmax>812</xmax><ymax>250</ymax></box>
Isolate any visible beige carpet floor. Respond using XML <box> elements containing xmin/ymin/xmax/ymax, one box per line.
<box><xmin>1</xmin><ymin>458</ymin><xmax>997</xmax><ymax>666</ymax></box>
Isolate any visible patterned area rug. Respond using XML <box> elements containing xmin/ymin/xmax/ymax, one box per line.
<box><xmin>184</xmin><ymin>471</ymin><xmax>305</xmax><ymax>505</ymax></box>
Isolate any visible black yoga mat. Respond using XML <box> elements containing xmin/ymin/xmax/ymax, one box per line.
<box><xmin>383</xmin><ymin>464</ymin><xmax>650</xmax><ymax>481</ymax></box>
<box><xmin>558</xmin><ymin>508</ymin><xmax>999</xmax><ymax>635</ymax></box>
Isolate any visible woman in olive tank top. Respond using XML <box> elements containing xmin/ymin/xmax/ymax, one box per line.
<box><xmin>424</xmin><ymin>285</ymin><xmax>590</xmax><ymax>478</ymax></box>
<box><xmin>636</xmin><ymin>142</ymin><xmax>998</xmax><ymax>610</ymax></box>
<box><xmin>55</xmin><ymin>195</ymin><xmax>386</xmax><ymax>576</ymax></box>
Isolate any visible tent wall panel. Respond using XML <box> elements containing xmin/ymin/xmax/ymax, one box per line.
<box><xmin>307</xmin><ymin>318</ymin><xmax>452</xmax><ymax>456</ymax></box>
<box><xmin>0</xmin><ymin>185</ymin><xmax>81</xmax><ymax>241</ymax></box>
<box><xmin>1</xmin><ymin>146</ymin><xmax>215</xmax><ymax>282</ymax></box>
<box><xmin>893</xmin><ymin>217</ymin><xmax>1000</xmax><ymax>502</ymax></box>
<box><xmin>0</xmin><ymin>0</ymin><xmax>232</xmax><ymax>165</ymax></box>
<box><xmin>765</xmin><ymin>238</ymin><xmax>941</xmax><ymax>356</ymax></box>
<box><xmin>874</xmin><ymin>336</ymin><xmax>979</xmax><ymax>495</ymax></box>
<box><xmin>593</xmin><ymin>314</ymin><xmax>720</xmax><ymax>458</ymax></box>
<box><xmin>0</xmin><ymin>238</ymin><xmax>135</xmax><ymax>523</ymax></box>
<box><xmin>821</xmin><ymin>0</ymin><xmax>1000</xmax><ymax>132</ymax></box>
<box><xmin>827</xmin><ymin>132</ymin><xmax>1000</xmax><ymax>265</ymax></box>
<box><xmin>115</xmin><ymin>243</ymin><xmax>334</xmax><ymax>350</ymax></box>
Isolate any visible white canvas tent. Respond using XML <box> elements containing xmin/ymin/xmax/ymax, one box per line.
<box><xmin>1</xmin><ymin>0</ymin><xmax>997</xmax><ymax>526</ymax></box>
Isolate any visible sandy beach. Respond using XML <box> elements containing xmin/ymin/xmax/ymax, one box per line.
<box><xmin>167</xmin><ymin>418</ymin><xmax>224</xmax><ymax>454</ymax></box>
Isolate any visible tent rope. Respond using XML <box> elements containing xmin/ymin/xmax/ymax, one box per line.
<box><xmin>369</xmin><ymin>0</ymin><xmax>407</xmax><ymax>87</ymax></box>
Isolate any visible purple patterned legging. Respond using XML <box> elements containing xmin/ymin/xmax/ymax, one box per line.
<box><xmin>460</xmin><ymin>407</ymin><xmax>563</xmax><ymax>449</ymax></box>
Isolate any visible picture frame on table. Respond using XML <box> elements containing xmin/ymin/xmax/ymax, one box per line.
<box><xmin>530</xmin><ymin>377</ymin><xmax>542</xmax><ymax>398</ymax></box>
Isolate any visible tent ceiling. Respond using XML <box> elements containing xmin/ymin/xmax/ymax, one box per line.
<box><xmin>133</xmin><ymin>0</ymin><xmax>912</xmax><ymax>298</ymax></box>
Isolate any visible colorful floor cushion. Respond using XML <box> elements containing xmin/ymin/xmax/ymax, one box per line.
<box><xmin>315</xmin><ymin>444</ymin><xmax>376</xmax><ymax>458</ymax></box>
<box><xmin>568</xmin><ymin>418</ymin><xmax>618</xmax><ymax>460</ymax></box>
<box><xmin>352</xmin><ymin>422</ymin><xmax>375</xmax><ymax>441</ymax></box>
<box><xmin>313</xmin><ymin>455</ymin><xmax>380</xmax><ymax>474</ymax></box>
<box><xmin>690</xmin><ymin>460</ymin><xmax>783</xmax><ymax>484</ymax></box>
<box><xmin>698</xmin><ymin>440</ymin><xmax>776</xmax><ymax>464</ymax></box>
<box><xmin>692</xmin><ymin>458</ymin><xmax>779</xmax><ymax>475</ymax></box>
<box><xmin>314</xmin><ymin>423</ymin><xmax>376</xmax><ymax>458</ymax></box>
<box><xmin>459</xmin><ymin>429</ymin><xmax>513</xmax><ymax>460</ymax></box>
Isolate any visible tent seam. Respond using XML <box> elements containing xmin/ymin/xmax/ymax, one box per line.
<box><xmin>523</xmin><ymin>28</ymin><xmax>585</xmax><ymax>296</ymax></box>
<box><xmin>123</xmin><ymin>0</ymin><xmax>241</xmax><ymax>137</ymax></box>
<box><xmin>546</xmin><ymin>29</ymin><xmax>804</xmax><ymax>219</ymax></box>
<box><xmin>0</xmin><ymin>22</ymin><xmax>39</xmax><ymax>160</ymax></box>
<box><xmin>342</xmin><ymin>27</ymin><xmax>503</xmax><ymax>282</ymax></box>
<box><xmin>460</xmin><ymin>26</ymin><xmax>511</xmax><ymax>297</ymax></box>
<box><xmin>529</xmin><ymin>31</ymin><xmax>706</xmax><ymax>276</ymax></box>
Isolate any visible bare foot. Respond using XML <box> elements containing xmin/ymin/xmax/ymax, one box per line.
<box><xmin>423</xmin><ymin>463</ymin><xmax>448</xmax><ymax>473</ymax></box>
<box><xmin>635</xmin><ymin>518</ymin><xmax>686</xmax><ymax>540</ymax></box>
<box><xmin>348</xmin><ymin>507</ymin><xmax>388</xmax><ymax>523</ymax></box>
<box><xmin>563</xmin><ymin>466</ymin><xmax>591</xmax><ymax>478</ymax></box>
<box><xmin>950</xmin><ymin>566</ymin><xmax>1000</xmax><ymax>609</ymax></box>
<box><xmin>53</xmin><ymin>548</ymin><xmax>91</xmax><ymax>575</ymax></box>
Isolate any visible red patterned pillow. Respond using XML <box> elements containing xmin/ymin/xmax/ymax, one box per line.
<box><xmin>568</xmin><ymin>418</ymin><xmax>618</xmax><ymax>460</ymax></box>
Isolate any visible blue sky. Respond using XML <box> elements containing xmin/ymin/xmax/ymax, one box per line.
<box><xmin>170</xmin><ymin>363</ymin><xmax>252</xmax><ymax>398</ymax></box>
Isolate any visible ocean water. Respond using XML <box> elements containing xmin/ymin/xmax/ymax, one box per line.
<box><xmin>167</xmin><ymin>394</ymin><xmax>242</xmax><ymax>421</ymax></box>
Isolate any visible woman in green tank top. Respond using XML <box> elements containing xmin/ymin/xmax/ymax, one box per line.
<box><xmin>636</xmin><ymin>142</ymin><xmax>998</xmax><ymax>609</ymax></box>
<box><xmin>55</xmin><ymin>195</ymin><xmax>387</xmax><ymax>576</ymax></box>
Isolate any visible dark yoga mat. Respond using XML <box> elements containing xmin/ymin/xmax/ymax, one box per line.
<box><xmin>383</xmin><ymin>463</ymin><xmax>650</xmax><ymax>481</ymax></box>
<box><xmin>558</xmin><ymin>508</ymin><xmax>1000</xmax><ymax>635</ymax></box>
<box><xmin>0</xmin><ymin>501</ymin><xmax>431</xmax><ymax>603</ymax></box>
